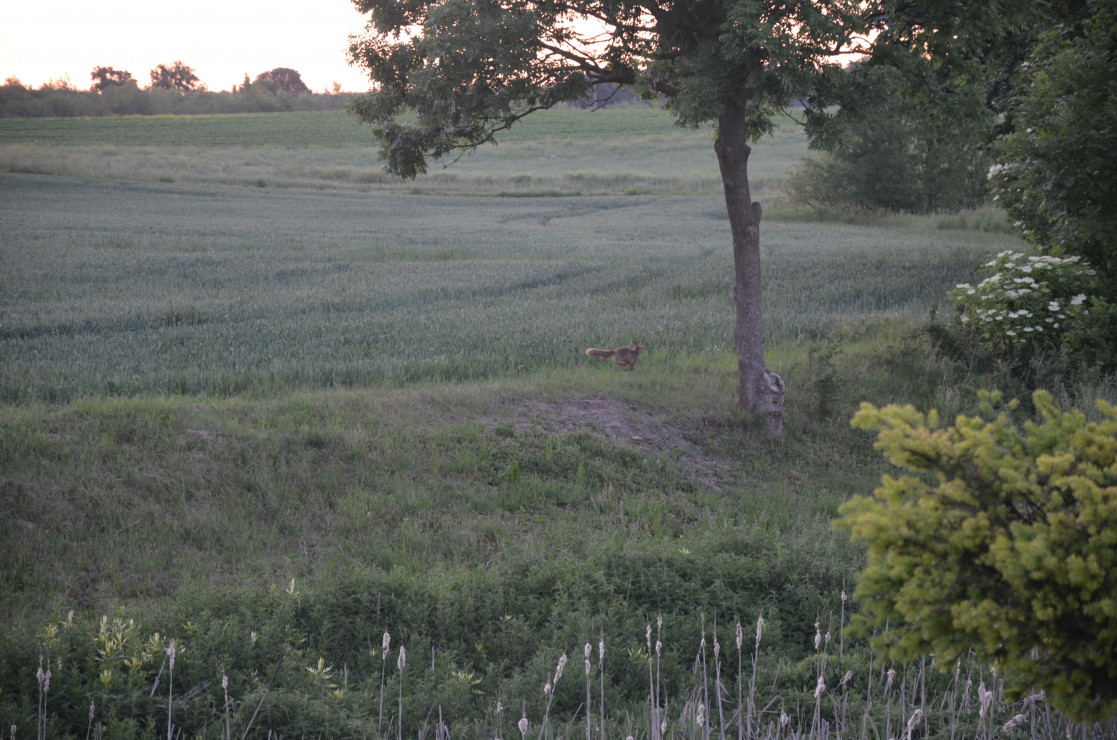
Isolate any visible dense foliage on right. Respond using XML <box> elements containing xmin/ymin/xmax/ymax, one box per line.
<box><xmin>837</xmin><ymin>391</ymin><xmax>1117</xmax><ymax>723</ymax></box>
<box><xmin>835</xmin><ymin>5</ymin><xmax>1117</xmax><ymax>725</ymax></box>
<box><xmin>988</xmin><ymin>5</ymin><xmax>1117</xmax><ymax>292</ymax></box>
<box><xmin>793</xmin><ymin>0</ymin><xmax>1117</xmax><ymax>367</ymax></box>
<box><xmin>980</xmin><ymin>2</ymin><xmax>1117</xmax><ymax>369</ymax></box>
<box><xmin>794</xmin><ymin>0</ymin><xmax>1117</xmax><ymax>273</ymax></box>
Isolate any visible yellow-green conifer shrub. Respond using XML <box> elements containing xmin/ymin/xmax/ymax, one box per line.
<box><xmin>836</xmin><ymin>390</ymin><xmax>1117</xmax><ymax>723</ymax></box>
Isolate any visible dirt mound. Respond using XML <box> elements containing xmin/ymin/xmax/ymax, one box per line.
<box><xmin>503</xmin><ymin>397</ymin><xmax>728</xmax><ymax>489</ymax></box>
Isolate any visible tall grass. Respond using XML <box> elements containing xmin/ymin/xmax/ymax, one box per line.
<box><xmin>8</xmin><ymin>603</ymin><xmax>1112</xmax><ymax>738</ymax></box>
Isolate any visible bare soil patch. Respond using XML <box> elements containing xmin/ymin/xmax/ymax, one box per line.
<box><xmin>498</xmin><ymin>396</ymin><xmax>729</xmax><ymax>489</ymax></box>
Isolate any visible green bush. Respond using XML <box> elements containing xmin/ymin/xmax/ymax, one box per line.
<box><xmin>950</xmin><ymin>250</ymin><xmax>1116</xmax><ymax>371</ymax></box>
<box><xmin>793</xmin><ymin>51</ymin><xmax>992</xmax><ymax>214</ymax></box>
<box><xmin>950</xmin><ymin>251</ymin><xmax>1094</xmax><ymax>352</ymax></box>
<box><xmin>837</xmin><ymin>390</ymin><xmax>1117</xmax><ymax>722</ymax></box>
<box><xmin>1</xmin><ymin>533</ymin><xmax>852</xmax><ymax>738</ymax></box>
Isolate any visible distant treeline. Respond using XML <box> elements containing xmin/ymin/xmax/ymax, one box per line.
<box><xmin>0</xmin><ymin>79</ymin><xmax>354</xmax><ymax>118</ymax></box>
<box><xmin>1</xmin><ymin>74</ymin><xmax>653</xmax><ymax>119</ymax></box>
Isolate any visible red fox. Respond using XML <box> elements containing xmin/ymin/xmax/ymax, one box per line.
<box><xmin>585</xmin><ymin>343</ymin><xmax>645</xmax><ymax>371</ymax></box>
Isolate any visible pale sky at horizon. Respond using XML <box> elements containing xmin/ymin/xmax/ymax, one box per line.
<box><xmin>0</xmin><ymin>0</ymin><xmax>374</xmax><ymax>93</ymax></box>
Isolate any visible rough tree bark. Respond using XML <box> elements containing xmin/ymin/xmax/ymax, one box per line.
<box><xmin>715</xmin><ymin>104</ymin><xmax>786</xmax><ymax>435</ymax></box>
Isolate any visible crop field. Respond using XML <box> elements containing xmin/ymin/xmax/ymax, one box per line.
<box><xmin>0</xmin><ymin>109</ymin><xmax>690</xmax><ymax>147</ymax></box>
<box><xmin>0</xmin><ymin>171</ymin><xmax>1006</xmax><ymax>403</ymax></box>
<box><xmin>0</xmin><ymin>108</ymin><xmax>800</xmax><ymax>195</ymax></box>
<box><xmin>3</xmin><ymin>109</ymin><xmax>1089</xmax><ymax>739</ymax></box>
<box><xmin>0</xmin><ymin>109</ymin><xmax>1016</xmax><ymax>403</ymax></box>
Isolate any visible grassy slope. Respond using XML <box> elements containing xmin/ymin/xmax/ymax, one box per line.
<box><xmin>2</xmin><ymin>367</ymin><xmax>875</xmax><ymax>620</ymax></box>
<box><xmin>0</xmin><ymin>109</ymin><xmax>1058</xmax><ymax>737</ymax></box>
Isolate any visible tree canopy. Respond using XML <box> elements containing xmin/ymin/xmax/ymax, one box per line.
<box><xmin>990</xmin><ymin>2</ymin><xmax>1117</xmax><ymax>295</ymax></box>
<box><xmin>90</xmin><ymin>66</ymin><xmax>137</xmax><ymax>94</ymax></box>
<box><xmin>252</xmin><ymin>67</ymin><xmax>312</xmax><ymax>94</ymax></box>
<box><xmin>785</xmin><ymin>43</ymin><xmax>995</xmax><ymax>213</ymax></box>
<box><xmin>149</xmin><ymin>62</ymin><xmax>200</xmax><ymax>93</ymax></box>
<box><xmin>348</xmin><ymin>0</ymin><xmax>869</xmax><ymax>178</ymax></box>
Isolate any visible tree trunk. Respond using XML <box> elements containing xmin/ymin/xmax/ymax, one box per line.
<box><xmin>714</xmin><ymin>107</ymin><xmax>786</xmax><ymax>435</ymax></box>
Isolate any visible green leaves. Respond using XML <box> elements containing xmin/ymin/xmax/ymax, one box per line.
<box><xmin>350</xmin><ymin>0</ymin><xmax>621</xmax><ymax>177</ymax></box>
<box><xmin>347</xmin><ymin>0</ymin><xmax>872</xmax><ymax>174</ymax></box>
<box><xmin>792</xmin><ymin>42</ymin><xmax>994</xmax><ymax>213</ymax></box>
<box><xmin>990</xmin><ymin>3</ymin><xmax>1117</xmax><ymax>292</ymax></box>
<box><xmin>838</xmin><ymin>390</ymin><xmax>1117</xmax><ymax>722</ymax></box>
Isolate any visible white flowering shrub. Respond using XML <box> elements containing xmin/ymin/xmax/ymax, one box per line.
<box><xmin>950</xmin><ymin>250</ymin><xmax>1095</xmax><ymax>356</ymax></box>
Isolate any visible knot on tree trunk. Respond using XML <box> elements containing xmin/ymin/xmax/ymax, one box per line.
<box><xmin>755</xmin><ymin>370</ymin><xmax>785</xmax><ymax>436</ymax></box>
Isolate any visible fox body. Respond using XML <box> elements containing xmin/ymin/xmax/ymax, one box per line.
<box><xmin>585</xmin><ymin>343</ymin><xmax>644</xmax><ymax>371</ymax></box>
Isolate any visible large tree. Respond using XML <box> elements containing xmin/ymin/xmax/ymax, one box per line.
<box><xmin>349</xmin><ymin>0</ymin><xmax>1019</xmax><ymax>432</ymax></box>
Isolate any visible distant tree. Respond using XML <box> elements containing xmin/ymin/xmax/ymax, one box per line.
<box><xmin>0</xmin><ymin>78</ymin><xmax>30</xmax><ymax>117</ymax></box>
<box><xmin>252</xmin><ymin>68</ymin><xmax>311</xmax><ymax>94</ymax></box>
<box><xmin>793</xmin><ymin>0</ymin><xmax>1068</xmax><ymax>216</ymax></box>
<box><xmin>41</xmin><ymin>75</ymin><xmax>78</xmax><ymax>91</ymax></box>
<box><xmin>149</xmin><ymin>62</ymin><xmax>200</xmax><ymax>93</ymax></box>
<box><xmin>90</xmin><ymin>66</ymin><xmax>136</xmax><ymax>94</ymax></box>
<box><xmin>579</xmin><ymin>83</ymin><xmax>656</xmax><ymax>109</ymax></box>
<box><xmin>787</xmin><ymin>49</ymin><xmax>993</xmax><ymax>213</ymax></box>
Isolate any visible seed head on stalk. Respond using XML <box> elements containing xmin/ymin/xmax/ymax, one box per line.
<box><xmin>397</xmin><ymin>645</ymin><xmax>407</xmax><ymax>740</ymax></box>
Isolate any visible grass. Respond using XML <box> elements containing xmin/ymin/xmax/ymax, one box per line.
<box><xmin>1</xmin><ymin>108</ymin><xmax>1112</xmax><ymax>737</ymax></box>
<box><xmin>0</xmin><ymin>108</ymin><xmax>803</xmax><ymax>195</ymax></box>
<box><xmin>1</xmin><ymin>372</ymin><xmax>864</xmax><ymax>603</ymax></box>
<box><xmin>0</xmin><ymin>173</ymin><xmax>1001</xmax><ymax>403</ymax></box>
<box><xmin>0</xmin><ymin>109</ymin><xmax>690</xmax><ymax>148</ymax></box>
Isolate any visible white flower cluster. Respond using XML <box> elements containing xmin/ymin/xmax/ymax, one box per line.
<box><xmin>951</xmin><ymin>250</ymin><xmax>1094</xmax><ymax>350</ymax></box>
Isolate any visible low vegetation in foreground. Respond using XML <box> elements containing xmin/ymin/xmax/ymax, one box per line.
<box><xmin>1</xmin><ymin>110</ymin><xmax>1114</xmax><ymax>737</ymax></box>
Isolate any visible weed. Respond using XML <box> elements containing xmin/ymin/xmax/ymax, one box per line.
<box><xmin>804</xmin><ymin>338</ymin><xmax>841</xmax><ymax>420</ymax></box>
<box><xmin>6</xmin><ymin>604</ymin><xmax>1112</xmax><ymax>738</ymax></box>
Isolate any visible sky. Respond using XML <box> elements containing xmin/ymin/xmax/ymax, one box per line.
<box><xmin>0</xmin><ymin>0</ymin><xmax>374</xmax><ymax>93</ymax></box>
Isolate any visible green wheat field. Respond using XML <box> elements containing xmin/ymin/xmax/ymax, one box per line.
<box><xmin>1</xmin><ymin>109</ymin><xmax>1103</xmax><ymax>738</ymax></box>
